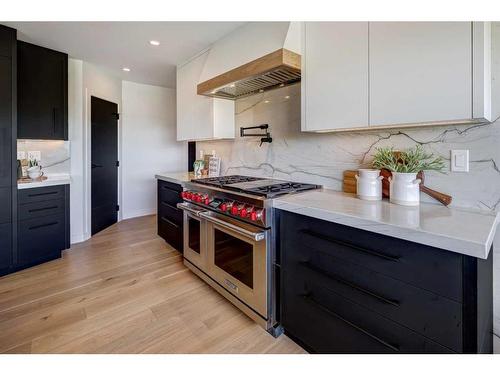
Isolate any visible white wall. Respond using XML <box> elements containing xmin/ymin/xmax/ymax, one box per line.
<box><xmin>121</xmin><ymin>81</ymin><xmax>186</xmax><ymax>219</ymax></box>
<box><xmin>68</xmin><ymin>60</ymin><xmax>123</xmax><ymax>243</ymax></box>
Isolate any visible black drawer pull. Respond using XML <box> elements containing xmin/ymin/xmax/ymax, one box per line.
<box><xmin>161</xmin><ymin>216</ymin><xmax>179</xmax><ymax>228</ymax></box>
<box><xmin>161</xmin><ymin>201</ymin><xmax>181</xmax><ymax>212</ymax></box>
<box><xmin>28</xmin><ymin>191</ymin><xmax>59</xmax><ymax>197</ymax></box>
<box><xmin>161</xmin><ymin>185</ymin><xmax>180</xmax><ymax>193</ymax></box>
<box><xmin>28</xmin><ymin>205</ymin><xmax>59</xmax><ymax>213</ymax></box>
<box><xmin>300</xmin><ymin>261</ymin><xmax>400</xmax><ymax>307</ymax></box>
<box><xmin>29</xmin><ymin>221</ymin><xmax>58</xmax><ymax>230</ymax></box>
<box><xmin>301</xmin><ymin>229</ymin><xmax>400</xmax><ymax>262</ymax></box>
<box><xmin>301</xmin><ymin>293</ymin><xmax>400</xmax><ymax>352</ymax></box>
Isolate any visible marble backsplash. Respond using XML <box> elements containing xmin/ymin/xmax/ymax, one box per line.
<box><xmin>17</xmin><ymin>140</ymin><xmax>70</xmax><ymax>175</ymax></box>
<box><xmin>198</xmin><ymin>84</ymin><xmax>500</xmax><ymax>212</ymax></box>
<box><xmin>198</xmin><ymin>83</ymin><xmax>500</xmax><ymax>342</ymax></box>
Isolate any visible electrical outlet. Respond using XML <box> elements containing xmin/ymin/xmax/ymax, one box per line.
<box><xmin>27</xmin><ymin>151</ymin><xmax>41</xmax><ymax>162</ymax></box>
<box><xmin>17</xmin><ymin>151</ymin><xmax>26</xmax><ymax>160</ymax></box>
<box><xmin>451</xmin><ymin>150</ymin><xmax>469</xmax><ymax>172</ymax></box>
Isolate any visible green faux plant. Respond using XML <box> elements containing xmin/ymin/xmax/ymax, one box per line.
<box><xmin>372</xmin><ymin>145</ymin><xmax>445</xmax><ymax>173</ymax></box>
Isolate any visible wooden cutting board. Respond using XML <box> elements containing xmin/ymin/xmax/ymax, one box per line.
<box><xmin>342</xmin><ymin>170</ymin><xmax>357</xmax><ymax>194</ymax></box>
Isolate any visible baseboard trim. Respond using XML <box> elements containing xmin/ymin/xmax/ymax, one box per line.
<box><xmin>122</xmin><ymin>208</ymin><xmax>156</xmax><ymax>220</ymax></box>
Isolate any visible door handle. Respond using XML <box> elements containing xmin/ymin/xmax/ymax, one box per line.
<box><xmin>53</xmin><ymin>108</ymin><xmax>57</xmax><ymax>134</ymax></box>
<box><xmin>177</xmin><ymin>202</ymin><xmax>207</xmax><ymax>217</ymax></box>
<box><xmin>91</xmin><ymin>163</ymin><xmax>103</xmax><ymax>169</ymax></box>
<box><xmin>198</xmin><ymin>211</ymin><xmax>267</xmax><ymax>242</ymax></box>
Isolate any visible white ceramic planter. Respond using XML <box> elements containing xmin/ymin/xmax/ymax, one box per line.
<box><xmin>355</xmin><ymin>169</ymin><xmax>383</xmax><ymax>201</ymax></box>
<box><xmin>389</xmin><ymin>172</ymin><xmax>421</xmax><ymax>206</ymax></box>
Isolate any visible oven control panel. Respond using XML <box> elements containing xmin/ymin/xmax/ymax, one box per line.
<box><xmin>180</xmin><ymin>190</ymin><xmax>266</xmax><ymax>226</ymax></box>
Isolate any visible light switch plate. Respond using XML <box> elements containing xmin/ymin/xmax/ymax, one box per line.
<box><xmin>451</xmin><ymin>150</ymin><xmax>469</xmax><ymax>172</ymax></box>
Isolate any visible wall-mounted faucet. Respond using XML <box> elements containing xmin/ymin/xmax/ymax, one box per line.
<box><xmin>240</xmin><ymin>124</ymin><xmax>273</xmax><ymax>147</ymax></box>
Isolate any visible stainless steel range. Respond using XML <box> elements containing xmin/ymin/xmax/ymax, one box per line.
<box><xmin>177</xmin><ymin>175</ymin><xmax>320</xmax><ymax>335</ymax></box>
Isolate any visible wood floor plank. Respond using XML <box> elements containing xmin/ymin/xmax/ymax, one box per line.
<box><xmin>0</xmin><ymin>215</ymin><xmax>305</xmax><ymax>354</ymax></box>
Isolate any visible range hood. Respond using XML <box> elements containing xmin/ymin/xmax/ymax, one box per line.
<box><xmin>197</xmin><ymin>22</ymin><xmax>302</xmax><ymax>100</ymax></box>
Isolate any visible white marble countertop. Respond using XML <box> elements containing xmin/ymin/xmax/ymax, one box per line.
<box><xmin>17</xmin><ymin>173</ymin><xmax>71</xmax><ymax>190</ymax></box>
<box><xmin>155</xmin><ymin>171</ymin><xmax>205</xmax><ymax>186</ymax></box>
<box><xmin>273</xmin><ymin>189</ymin><xmax>499</xmax><ymax>259</ymax></box>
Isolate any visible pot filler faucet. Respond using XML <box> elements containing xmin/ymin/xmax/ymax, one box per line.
<box><xmin>240</xmin><ymin>124</ymin><xmax>273</xmax><ymax>146</ymax></box>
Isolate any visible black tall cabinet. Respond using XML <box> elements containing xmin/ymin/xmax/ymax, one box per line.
<box><xmin>0</xmin><ymin>25</ymin><xmax>16</xmax><ymax>275</ymax></box>
<box><xmin>17</xmin><ymin>41</ymin><xmax>68</xmax><ymax>140</ymax></box>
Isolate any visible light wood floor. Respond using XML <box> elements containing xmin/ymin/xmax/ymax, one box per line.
<box><xmin>0</xmin><ymin>215</ymin><xmax>305</xmax><ymax>354</ymax></box>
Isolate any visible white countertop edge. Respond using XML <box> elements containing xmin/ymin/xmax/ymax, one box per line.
<box><xmin>273</xmin><ymin>199</ymin><xmax>496</xmax><ymax>260</ymax></box>
<box><xmin>155</xmin><ymin>172</ymin><xmax>192</xmax><ymax>185</ymax></box>
<box><xmin>17</xmin><ymin>175</ymin><xmax>71</xmax><ymax>190</ymax></box>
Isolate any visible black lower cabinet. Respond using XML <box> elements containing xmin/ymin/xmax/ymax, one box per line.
<box><xmin>157</xmin><ymin>180</ymin><xmax>183</xmax><ymax>252</ymax></box>
<box><xmin>279</xmin><ymin>210</ymin><xmax>493</xmax><ymax>354</ymax></box>
<box><xmin>16</xmin><ymin>184</ymin><xmax>70</xmax><ymax>271</ymax></box>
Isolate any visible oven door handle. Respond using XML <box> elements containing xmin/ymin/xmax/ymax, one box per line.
<box><xmin>177</xmin><ymin>202</ymin><xmax>207</xmax><ymax>217</ymax></box>
<box><xmin>198</xmin><ymin>212</ymin><xmax>267</xmax><ymax>242</ymax></box>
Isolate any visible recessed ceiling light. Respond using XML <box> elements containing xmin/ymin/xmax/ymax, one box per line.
<box><xmin>264</xmin><ymin>100</ymin><xmax>270</xmax><ymax>104</ymax></box>
<box><xmin>284</xmin><ymin>96</ymin><xmax>290</xmax><ymax>99</ymax></box>
<box><xmin>149</xmin><ymin>40</ymin><xmax>160</xmax><ymax>46</ymax></box>
<box><xmin>229</xmin><ymin>84</ymin><xmax>235</xmax><ymax>88</ymax></box>
<box><xmin>122</xmin><ymin>67</ymin><xmax>131</xmax><ymax>72</ymax></box>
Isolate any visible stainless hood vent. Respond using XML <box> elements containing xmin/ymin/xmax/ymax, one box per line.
<box><xmin>197</xmin><ymin>48</ymin><xmax>301</xmax><ymax>100</ymax></box>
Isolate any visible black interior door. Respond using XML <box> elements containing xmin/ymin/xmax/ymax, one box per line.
<box><xmin>91</xmin><ymin>96</ymin><xmax>118</xmax><ymax>235</ymax></box>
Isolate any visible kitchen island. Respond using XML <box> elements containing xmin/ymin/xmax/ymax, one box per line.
<box><xmin>274</xmin><ymin>189</ymin><xmax>497</xmax><ymax>353</ymax></box>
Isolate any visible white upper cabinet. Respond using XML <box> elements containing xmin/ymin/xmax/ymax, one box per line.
<box><xmin>176</xmin><ymin>51</ymin><xmax>235</xmax><ymax>141</ymax></box>
<box><xmin>302</xmin><ymin>22</ymin><xmax>493</xmax><ymax>133</ymax></box>
<box><xmin>369</xmin><ymin>22</ymin><xmax>472</xmax><ymax>126</ymax></box>
<box><xmin>302</xmin><ymin>22</ymin><xmax>369</xmax><ymax>131</ymax></box>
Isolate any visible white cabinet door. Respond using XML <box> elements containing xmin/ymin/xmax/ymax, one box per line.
<box><xmin>176</xmin><ymin>51</ymin><xmax>235</xmax><ymax>141</ymax></box>
<box><xmin>302</xmin><ymin>22</ymin><xmax>369</xmax><ymax>131</ymax></box>
<box><xmin>369</xmin><ymin>22</ymin><xmax>472</xmax><ymax>127</ymax></box>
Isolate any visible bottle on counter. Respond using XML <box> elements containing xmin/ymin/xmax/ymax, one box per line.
<box><xmin>193</xmin><ymin>150</ymin><xmax>205</xmax><ymax>177</ymax></box>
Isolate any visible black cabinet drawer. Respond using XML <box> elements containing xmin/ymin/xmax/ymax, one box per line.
<box><xmin>158</xmin><ymin>180</ymin><xmax>183</xmax><ymax>206</ymax></box>
<box><xmin>0</xmin><ymin>222</ymin><xmax>12</xmax><ymax>273</ymax></box>
<box><xmin>290</xmin><ymin>255</ymin><xmax>462</xmax><ymax>351</ymax></box>
<box><xmin>18</xmin><ymin>185</ymin><xmax>65</xmax><ymax>204</ymax></box>
<box><xmin>282</xmin><ymin>276</ymin><xmax>453</xmax><ymax>354</ymax></box>
<box><xmin>282</xmin><ymin>211</ymin><xmax>463</xmax><ymax>302</ymax></box>
<box><xmin>158</xmin><ymin>179</ymin><xmax>183</xmax><ymax>193</ymax></box>
<box><xmin>158</xmin><ymin>214</ymin><xmax>182</xmax><ymax>252</ymax></box>
<box><xmin>158</xmin><ymin>200</ymin><xmax>183</xmax><ymax>225</ymax></box>
<box><xmin>18</xmin><ymin>198</ymin><xmax>65</xmax><ymax>221</ymax></box>
<box><xmin>0</xmin><ymin>186</ymin><xmax>11</xmax><ymax>224</ymax></box>
<box><xmin>18</xmin><ymin>213</ymin><xmax>65</xmax><ymax>265</ymax></box>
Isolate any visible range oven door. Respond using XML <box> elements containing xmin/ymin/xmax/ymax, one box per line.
<box><xmin>177</xmin><ymin>202</ymin><xmax>208</xmax><ymax>272</ymax></box>
<box><xmin>200</xmin><ymin>211</ymin><xmax>269</xmax><ymax>318</ymax></box>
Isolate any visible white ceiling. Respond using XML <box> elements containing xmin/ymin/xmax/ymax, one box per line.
<box><xmin>3</xmin><ymin>22</ymin><xmax>246</xmax><ymax>88</ymax></box>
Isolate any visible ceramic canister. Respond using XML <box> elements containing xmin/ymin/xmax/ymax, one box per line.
<box><xmin>389</xmin><ymin>172</ymin><xmax>422</xmax><ymax>206</ymax></box>
<box><xmin>355</xmin><ymin>169</ymin><xmax>383</xmax><ymax>201</ymax></box>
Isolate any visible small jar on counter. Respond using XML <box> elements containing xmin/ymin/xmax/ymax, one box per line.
<box><xmin>355</xmin><ymin>169</ymin><xmax>383</xmax><ymax>201</ymax></box>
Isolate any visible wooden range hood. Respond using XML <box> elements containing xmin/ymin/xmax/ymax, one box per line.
<box><xmin>197</xmin><ymin>48</ymin><xmax>301</xmax><ymax>100</ymax></box>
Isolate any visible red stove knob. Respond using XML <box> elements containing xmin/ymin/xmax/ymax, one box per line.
<box><xmin>195</xmin><ymin>194</ymin><xmax>202</xmax><ymax>203</ymax></box>
<box><xmin>250</xmin><ymin>211</ymin><xmax>257</xmax><ymax>221</ymax></box>
<box><xmin>220</xmin><ymin>203</ymin><xmax>227</xmax><ymax>211</ymax></box>
<box><xmin>181</xmin><ymin>191</ymin><xmax>186</xmax><ymax>199</ymax></box>
<box><xmin>186</xmin><ymin>192</ymin><xmax>192</xmax><ymax>200</ymax></box>
<box><xmin>231</xmin><ymin>205</ymin><xmax>239</xmax><ymax>215</ymax></box>
<box><xmin>204</xmin><ymin>196</ymin><xmax>210</xmax><ymax>205</ymax></box>
<box><xmin>240</xmin><ymin>208</ymin><xmax>248</xmax><ymax>218</ymax></box>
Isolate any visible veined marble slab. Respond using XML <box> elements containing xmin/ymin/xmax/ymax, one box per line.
<box><xmin>18</xmin><ymin>173</ymin><xmax>71</xmax><ymax>190</ymax></box>
<box><xmin>274</xmin><ymin>189</ymin><xmax>499</xmax><ymax>259</ymax></box>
